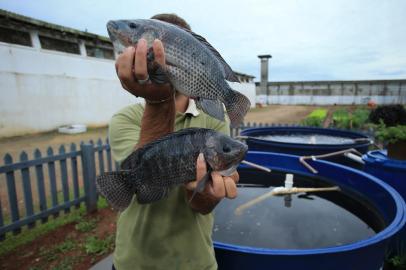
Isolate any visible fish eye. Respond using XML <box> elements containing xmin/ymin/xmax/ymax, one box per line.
<box><xmin>129</xmin><ymin>23</ymin><xmax>138</xmax><ymax>29</ymax></box>
<box><xmin>222</xmin><ymin>145</ymin><xmax>231</xmax><ymax>153</ymax></box>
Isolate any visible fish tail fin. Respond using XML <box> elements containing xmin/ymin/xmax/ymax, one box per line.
<box><xmin>224</xmin><ymin>89</ymin><xmax>251</xmax><ymax>127</ymax></box>
<box><xmin>195</xmin><ymin>98</ymin><xmax>225</xmax><ymax>122</ymax></box>
<box><xmin>96</xmin><ymin>171</ymin><xmax>135</xmax><ymax>210</ymax></box>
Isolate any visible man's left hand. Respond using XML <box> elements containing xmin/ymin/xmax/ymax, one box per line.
<box><xmin>185</xmin><ymin>153</ymin><xmax>239</xmax><ymax>212</ymax></box>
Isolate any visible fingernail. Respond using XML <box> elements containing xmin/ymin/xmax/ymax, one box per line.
<box><xmin>198</xmin><ymin>153</ymin><xmax>204</xmax><ymax>162</ymax></box>
<box><xmin>139</xmin><ymin>38</ymin><xmax>146</xmax><ymax>45</ymax></box>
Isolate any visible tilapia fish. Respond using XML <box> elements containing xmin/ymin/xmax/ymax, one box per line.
<box><xmin>96</xmin><ymin>128</ymin><xmax>248</xmax><ymax>210</ymax></box>
<box><xmin>107</xmin><ymin>19</ymin><xmax>251</xmax><ymax>127</ymax></box>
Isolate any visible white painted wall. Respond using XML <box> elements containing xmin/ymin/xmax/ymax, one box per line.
<box><xmin>0</xmin><ymin>42</ymin><xmax>256</xmax><ymax>138</ymax></box>
<box><xmin>0</xmin><ymin>42</ymin><xmax>139</xmax><ymax>138</ymax></box>
<box><xmin>228</xmin><ymin>81</ymin><xmax>256</xmax><ymax>108</ymax></box>
<box><xmin>256</xmin><ymin>95</ymin><xmax>403</xmax><ymax>105</ymax></box>
<box><xmin>256</xmin><ymin>80</ymin><xmax>406</xmax><ymax>105</ymax></box>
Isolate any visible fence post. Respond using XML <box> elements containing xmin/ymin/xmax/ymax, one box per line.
<box><xmin>81</xmin><ymin>144</ymin><xmax>98</xmax><ymax>213</ymax></box>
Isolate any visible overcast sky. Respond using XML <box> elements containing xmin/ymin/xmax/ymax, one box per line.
<box><xmin>1</xmin><ymin>0</ymin><xmax>405</xmax><ymax>81</ymax></box>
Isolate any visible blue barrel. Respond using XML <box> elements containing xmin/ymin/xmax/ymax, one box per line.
<box><xmin>214</xmin><ymin>151</ymin><xmax>406</xmax><ymax>270</ymax></box>
<box><xmin>240</xmin><ymin>127</ymin><xmax>371</xmax><ymax>166</ymax></box>
<box><xmin>363</xmin><ymin>150</ymin><xmax>406</xmax><ymax>254</ymax></box>
<box><xmin>363</xmin><ymin>150</ymin><xmax>406</xmax><ymax>201</ymax></box>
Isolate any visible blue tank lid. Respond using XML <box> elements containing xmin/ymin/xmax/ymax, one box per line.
<box><xmin>363</xmin><ymin>150</ymin><xmax>406</xmax><ymax>170</ymax></box>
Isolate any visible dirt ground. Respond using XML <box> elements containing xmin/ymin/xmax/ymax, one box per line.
<box><xmin>0</xmin><ymin>207</ymin><xmax>117</xmax><ymax>270</ymax></box>
<box><xmin>244</xmin><ymin>105</ymin><xmax>317</xmax><ymax>124</ymax></box>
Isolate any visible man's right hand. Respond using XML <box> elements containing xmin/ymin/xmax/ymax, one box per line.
<box><xmin>115</xmin><ymin>38</ymin><xmax>174</xmax><ymax>103</ymax></box>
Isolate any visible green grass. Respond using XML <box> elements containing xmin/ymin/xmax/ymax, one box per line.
<box><xmin>332</xmin><ymin>107</ymin><xmax>371</xmax><ymax>130</ymax></box>
<box><xmin>333</xmin><ymin>109</ymin><xmax>351</xmax><ymax>129</ymax></box>
<box><xmin>84</xmin><ymin>234</ymin><xmax>115</xmax><ymax>255</ymax></box>
<box><xmin>39</xmin><ymin>238</ymin><xmax>76</xmax><ymax>262</ymax></box>
<box><xmin>308</xmin><ymin>109</ymin><xmax>328</xmax><ymax>119</ymax></box>
<box><xmin>351</xmin><ymin>108</ymin><xmax>370</xmax><ymax>129</ymax></box>
<box><xmin>75</xmin><ymin>218</ymin><xmax>98</xmax><ymax>233</ymax></box>
<box><xmin>0</xmin><ymin>198</ymin><xmax>108</xmax><ymax>256</ymax></box>
<box><xmin>388</xmin><ymin>255</ymin><xmax>406</xmax><ymax>268</ymax></box>
<box><xmin>52</xmin><ymin>256</ymin><xmax>84</xmax><ymax>270</ymax></box>
<box><xmin>301</xmin><ymin>108</ymin><xmax>328</xmax><ymax>127</ymax></box>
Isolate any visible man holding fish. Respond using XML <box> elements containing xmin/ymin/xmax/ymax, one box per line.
<box><xmin>106</xmin><ymin>13</ymin><xmax>246</xmax><ymax>270</ymax></box>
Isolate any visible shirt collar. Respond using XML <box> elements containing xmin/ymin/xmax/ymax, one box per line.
<box><xmin>141</xmin><ymin>98</ymin><xmax>200</xmax><ymax>117</ymax></box>
<box><xmin>185</xmin><ymin>99</ymin><xmax>200</xmax><ymax>117</ymax></box>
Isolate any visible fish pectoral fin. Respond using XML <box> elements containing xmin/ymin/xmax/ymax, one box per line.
<box><xmin>136</xmin><ymin>184</ymin><xmax>170</xmax><ymax>204</ymax></box>
<box><xmin>96</xmin><ymin>171</ymin><xmax>134</xmax><ymax>211</ymax></box>
<box><xmin>189</xmin><ymin>171</ymin><xmax>211</xmax><ymax>203</ymax></box>
<box><xmin>195</xmin><ymin>98</ymin><xmax>225</xmax><ymax>122</ymax></box>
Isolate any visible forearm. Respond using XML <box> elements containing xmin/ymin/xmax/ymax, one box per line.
<box><xmin>137</xmin><ymin>97</ymin><xmax>175</xmax><ymax>148</ymax></box>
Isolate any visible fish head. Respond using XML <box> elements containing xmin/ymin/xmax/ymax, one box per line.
<box><xmin>203</xmin><ymin>133</ymin><xmax>248</xmax><ymax>174</ymax></box>
<box><xmin>106</xmin><ymin>19</ymin><xmax>163</xmax><ymax>53</ymax></box>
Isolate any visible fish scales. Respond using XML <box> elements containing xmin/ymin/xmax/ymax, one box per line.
<box><xmin>133</xmin><ymin>130</ymin><xmax>202</xmax><ymax>187</ymax></box>
<box><xmin>107</xmin><ymin>19</ymin><xmax>251</xmax><ymax>127</ymax></box>
<box><xmin>96</xmin><ymin>128</ymin><xmax>248</xmax><ymax>209</ymax></box>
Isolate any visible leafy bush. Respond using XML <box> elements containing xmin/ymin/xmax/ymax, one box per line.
<box><xmin>375</xmin><ymin>124</ymin><xmax>406</xmax><ymax>144</ymax></box>
<box><xmin>301</xmin><ymin>109</ymin><xmax>327</xmax><ymax>127</ymax></box>
<box><xmin>333</xmin><ymin>109</ymin><xmax>351</xmax><ymax>129</ymax></box>
<box><xmin>369</xmin><ymin>105</ymin><xmax>406</xmax><ymax>127</ymax></box>
<box><xmin>386</xmin><ymin>255</ymin><xmax>406</xmax><ymax>270</ymax></box>
<box><xmin>351</xmin><ymin>108</ymin><xmax>370</xmax><ymax>129</ymax></box>
<box><xmin>331</xmin><ymin>107</ymin><xmax>371</xmax><ymax>130</ymax></box>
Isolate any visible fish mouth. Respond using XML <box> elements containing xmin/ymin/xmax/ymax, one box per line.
<box><xmin>106</xmin><ymin>21</ymin><xmax>120</xmax><ymax>41</ymax></box>
<box><xmin>106</xmin><ymin>20</ymin><xmax>133</xmax><ymax>50</ymax></box>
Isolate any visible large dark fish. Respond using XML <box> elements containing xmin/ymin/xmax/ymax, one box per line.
<box><xmin>106</xmin><ymin>19</ymin><xmax>251</xmax><ymax>127</ymax></box>
<box><xmin>96</xmin><ymin>128</ymin><xmax>248</xmax><ymax>210</ymax></box>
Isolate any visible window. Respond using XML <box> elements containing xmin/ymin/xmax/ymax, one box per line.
<box><xmin>39</xmin><ymin>35</ymin><xmax>80</xmax><ymax>54</ymax></box>
<box><xmin>85</xmin><ymin>45</ymin><xmax>114</xmax><ymax>60</ymax></box>
<box><xmin>0</xmin><ymin>27</ymin><xmax>32</xmax><ymax>47</ymax></box>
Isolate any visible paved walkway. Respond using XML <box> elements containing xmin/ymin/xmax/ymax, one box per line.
<box><xmin>90</xmin><ymin>254</ymin><xmax>113</xmax><ymax>270</ymax></box>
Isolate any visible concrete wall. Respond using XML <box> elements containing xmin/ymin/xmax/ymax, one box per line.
<box><xmin>256</xmin><ymin>80</ymin><xmax>406</xmax><ymax>105</ymax></box>
<box><xmin>228</xmin><ymin>81</ymin><xmax>256</xmax><ymax>109</ymax></box>
<box><xmin>0</xmin><ymin>42</ymin><xmax>140</xmax><ymax>138</ymax></box>
<box><xmin>0</xmin><ymin>42</ymin><xmax>255</xmax><ymax>138</ymax></box>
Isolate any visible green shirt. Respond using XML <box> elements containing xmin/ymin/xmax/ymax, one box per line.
<box><xmin>109</xmin><ymin>101</ymin><xmax>230</xmax><ymax>270</ymax></box>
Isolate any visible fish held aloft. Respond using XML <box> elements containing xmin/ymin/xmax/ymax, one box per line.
<box><xmin>96</xmin><ymin>128</ymin><xmax>248</xmax><ymax>210</ymax></box>
<box><xmin>107</xmin><ymin>19</ymin><xmax>251</xmax><ymax>127</ymax></box>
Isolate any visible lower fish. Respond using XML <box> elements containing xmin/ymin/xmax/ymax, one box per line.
<box><xmin>96</xmin><ymin>128</ymin><xmax>248</xmax><ymax>210</ymax></box>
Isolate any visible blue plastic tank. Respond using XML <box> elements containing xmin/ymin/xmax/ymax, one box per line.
<box><xmin>240</xmin><ymin>127</ymin><xmax>371</xmax><ymax>166</ymax></box>
<box><xmin>213</xmin><ymin>151</ymin><xmax>406</xmax><ymax>270</ymax></box>
<box><xmin>363</xmin><ymin>150</ymin><xmax>406</xmax><ymax>201</ymax></box>
<box><xmin>363</xmin><ymin>150</ymin><xmax>406</xmax><ymax>254</ymax></box>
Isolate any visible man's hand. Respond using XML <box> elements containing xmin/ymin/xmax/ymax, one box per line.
<box><xmin>185</xmin><ymin>153</ymin><xmax>239</xmax><ymax>214</ymax></box>
<box><xmin>115</xmin><ymin>38</ymin><xmax>174</xmax><ymax>102</ymax></box>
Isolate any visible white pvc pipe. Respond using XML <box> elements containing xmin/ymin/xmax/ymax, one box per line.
<box><xmin>344</xmin><ymin>152</ymin><xmax>365</xmax><ymax>164</ymax></box>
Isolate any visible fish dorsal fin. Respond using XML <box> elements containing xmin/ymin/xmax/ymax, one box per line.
<box><xmin>183</xmin><ymin>28</ymin><xmax>240</xmax><ymax>82</ymax></box>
